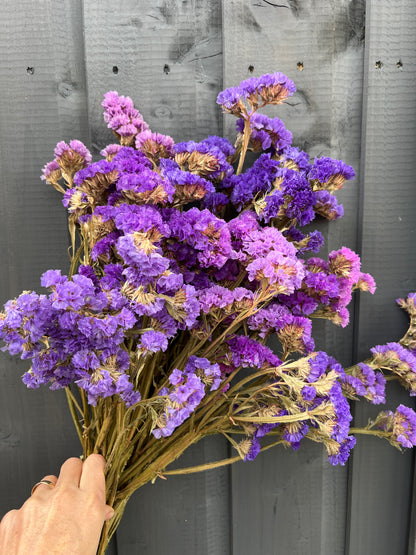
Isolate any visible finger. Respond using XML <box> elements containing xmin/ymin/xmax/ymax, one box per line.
<box><xmin>31</xmin><ymin>474</ymin><xmax>57</xmax><ymax>498</ymax></box>
<box><xmin>56</xmin><ymin>457</ymin><xmax>83</xmax><ymax>488</ymax></box>
<box><xmin>79</xmin><ymin>454</ymin><xmax>106</xmax><ymax>500</ymax></box>
<box><xmin>104</xmin><ymin>505</ymin><xmax>115</xmax><ymax>521</ymax></box>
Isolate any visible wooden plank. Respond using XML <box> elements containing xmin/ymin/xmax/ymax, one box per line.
<box><xmin>82</xmin><ymin>1</ymin><xmax>230</xmax><ymax>553</ymax></box>
<box><xmin>0</xmin><ymin>1</ymin><xmax>118</xmax><ymax>553</ymax></box>
<box><xmin>346</xmin><ymin>2</ymin><xmax>416</xmax><ymax>554</ymax></box>
<box><xmin>222</xmin><ymin>1</ymin><xmax>366</xmax><ymax>553</ymax></box>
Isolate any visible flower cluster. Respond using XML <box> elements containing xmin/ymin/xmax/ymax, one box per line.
<box><xmin>2</xmin><ymin>71</ymin><xmax>416</xmax><ymax>479</ymax></box>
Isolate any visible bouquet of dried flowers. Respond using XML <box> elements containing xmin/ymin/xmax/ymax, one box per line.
<box><xmin>2</xmin><ymin>72</ymin><xmax>416</xmax><ymax>553</ymax></box>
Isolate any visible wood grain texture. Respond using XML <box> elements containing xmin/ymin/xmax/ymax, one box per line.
<box><xmin>0</xmin><ymin>0</ymin><xmax>118</xmax><ymax>549</ymax></box>
<box><xmin>81</xmin><ymin>1</ymin><xmax>229</xmax><ymax>552</ymax></box>
<box><xmin>222</xmin><ymin>1</ymin><xmax>365</xmax><ymax>553</ymax></box>
<box><xmin>346</xmin><ymin>1</ymin><xmax>416</xmax><ymax>554</ymax></box>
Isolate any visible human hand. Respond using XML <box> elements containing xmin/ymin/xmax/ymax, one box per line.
<box><xmin>0</xmin><ymin>454</ymin><xmax>114</xmax><ymax>555</ymax></box>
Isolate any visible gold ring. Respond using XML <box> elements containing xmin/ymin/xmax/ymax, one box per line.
<box><xmin>31</xmin><ymin>480</ymin><xmax>56</xmax><ymax>496</ymax></box>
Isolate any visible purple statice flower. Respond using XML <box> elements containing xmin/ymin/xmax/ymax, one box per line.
<box><xmin>314</xmin><ymin>190</ymin><xmax>344</xmax><ymax>220</ymax></box>
<box><xmin>242</xmin><ymin>227</ymin><xmax>305</xmax><ymax>294</ymax></box>
<box><xmin>139</xmin><ymin>330</ymin><xmax>168</xmax><ymax>353</ymax></box>
<box><xmin>117</xmin><ymin>234</ymin><xmax>170</xmax><ymax>277</ymax></box>
<box><xmin>167</xmin><ymin>207</ymin><xmax>234</xmax><ymax>269</ymax></box>
<box><xmin>303</xmin><ymin>269</ymin><xmax>340</xmax><ymax>304</ymax></box>
<box><xmin>202</xmin><ymin>192</ymin><xmax>230</xmax><ymax>213</ymax></box>
<box><xmin>328</xmin><ymin>247</ymin><xmax>362</xmax><ymax>284</ymax></box>
<box><xmin>197</xmin><ymin>285</ymin><xmax>235</xmax><ymax>314</ymax></box>
<box><xmin>282</xmin><ymin>422</ymin><xmax>309</xmax><ymax>449</ymax></box>
<box><xmin>327</xmin><ymin>380</ymin><xmax>353</xmax><ymax>443</ymax></box>
<box><xmin>309</xmin><ymin>156</ymin><xmax>355</xmax><ymax>191</ymax></box>
<box><xmin>356</xmin><ymin>272</ymin><xmax>376</xmax><ymax>294</ymax></box>
<box><xmin>392</xmin><ymin>405</ymin><xmax>416</xmax><ymax>448</ymax></box>
<box><xmin>41</xmin><ymin>160</ymin><xmax>61</xmax><ymax>182</ymax></box>
<box><xmin>91</xmin><ymin>231</ymin><xmax>121</xmax><ymax>262</ymax></box>
<box><xmin>102</xmin><ymin>91</ymin><xmax>149</xmax><ymax>138</ymax></box>
<box><xmin>278</xmin><ymin>291</ymin><xmax>319</xmax><ymax>317</ymax></box>
<box><xmin>116</xmin><ymin>167</ymin><xmax>175</xmax><ymax>204</ymax></box>
<box><xmin>100</xmin><ymin>143</ymin><xmax>123</xmax><ymax>160</ymax></box>
<box><xmin>306</xmin><ymin>351</ymin><xmax>344</xmax><ymax>383</ymax></box>
<box><xmin>216</xmin><ymin>86</ymin><xmax>244</xmax><ymax>112</ymax></box>
<box><xmin>260</xmin><ymin>190</ymin><xmax>285</xmax><ymax>223</ymax></box>
<box><xmin>301</xmin><ymin>385</ymin><xmax>317</xmax><ymax>401</ymax></box>
<box><xmin>227</xmin><ymin>335</ymin><xmax>281</xmax><ymax>369</ymax></box>
<box><xmin>277</xmin><ymin>168</ymin><xmax>317</xmax><ymax>226</ymax></box>
<box><xmin>217</xmin><ymin>72</ymin><xmax>296</xmax><ymax>113</ymax></box>
<box><xmin>328</xmin><ymin>435</ymin><xmax>356</xmax><ymax>465</ymax></box>
<box><xmin>370</xmin><ymin>342</ymin><xmax>416</xmax><ymax>395</ymax></box>
<box><xmin>113</xmin><ymin>204</ymin><xmax>170</xmax><ymax>237</ymax></box>
<box><xmin>230</xmin><ymin>154</ymin><xmax>280</xmax><ymax>209</ymax></box>
<box><xmin>73</xmin><ymin>159</ymin><xmax>118</xmax><ymax>187</ymax></box>
<box><xmin>278</xmin><ymin>146</ymin><xmax>311</xmax><ymax>173</ymax></box>
<box><xmin>112</xmin><ymin>146</ymin><xmax>152</xmax><ymax>169</ymax></box>
<box><xmin>342</xmin><ymin>362</ymin><xmax>386</xmax><ymax>404</ymax></box>
<box><xmin>200</xmin><ymin>136</ymin><xmax>235</xmax><ymax>158</ymax></box>
<box><xmin>236</xmin><ymin>113</ymin><xmax>292</xmax><ymax>152</ymax></box>
<box><xmin>135</xmin><ymin>130</ymin><xmax>175</xmax><ymax>159</ymax></box>
<box><xmin>152</xmin><ymin>356</ymin><xmax>221</xmax><ymax>438</ymax></box>
<box><xmin>54</xmin><ymin>140</ymin><xmax>92</xmax><ymax>168</ymax></box>
<box><xmin>160</xmin><ymin>159</ymin><xmax>215</xmax><ymax>201</ymax></box>
<box><xmin>174</xmin><ymin>140</ymin><xmax>232</xmax><ymax>179</ymax></box>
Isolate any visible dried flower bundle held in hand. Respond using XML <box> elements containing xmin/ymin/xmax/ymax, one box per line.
<box><xmin>2</xmin><ymin>73</ymin><xmax>416</xmax><ymax>554</ymax></box>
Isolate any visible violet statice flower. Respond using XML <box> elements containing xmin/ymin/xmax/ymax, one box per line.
<box><xmin>102</xmin><ymin>91</ymin><xmax>149</xmax><ymax>142</ymax></box>
<box><xmin>167</xmin><ymin>207</ymin><xmax>234</xmax><ymax>269</ymax></box>
<box><xmin>309</xmin><ymin>156</ymin><xmax>355</xmax><ymax>191</ymax></box>
<box><xmin>236</xmin><ymin>113</ymin><xmax>292</xmax><ymax>153</ymax></box>
<box><xmin>217</xmin><ymin>72</ymin><xmax>296</xmax><ymax>114</ymax></box>
<box><xmin>174</xmin><ymin>140</ymin><xmax>232</xmax><ymax>179</ymax></box>
<box><xmin>314</xmin><ymin>190</ymin><xmax>344</xmax><ymax>220</ymax></box>
<box><xmin>135</xmin><ymin>130</ymin><xmax>175</xmax><ymax>160</ymax></box>
<box><xmin>138</xmin><ymin>330</ymin><xmax>168</xmax><ymax>353</ymax></box>
<box><xmin>392</xmin><ymin>405</ymin><xmax>416</xmax><ymax>448</ymax></box>
<box><xmin>227</xmin><ymin>335</ymin><xmax>281</xmax><ymax>369</ymax></box>
<box><xmin>160</xmin><ymin>158</ymin><xmax>215</xmax><ymax>202</ymax></box>
<box><xmin>328</xmin><ymin>436</ymin><xmax>356</xmax><ymax>466</ymax></box>
<box><xmin>370</xmin><ymin>342</ymin><xmax>416</xmax><ymax>395</ymax></box>
<box><xmin>278</xmin><ymin>146</ymin><xmax>311</xmax><ymax>173</ymax></box>
<box><xmin>41</xmin><ymin>160</ymin><xmax>62</xmax><ymax>183</ymax></box>
<box><xmin>277</xmin><ymin>168</ymin><xmax>317</xmax><ymax>226</ymax></box>
<box><xmin>230</xmin><ymin>154</ymin><xmax>280</xmax><ymax>209</ymax></box>
<box><xmin>152</xmin><ymin>356</ymin><xmax>221</xmax><ymax>438</ymax></box>
<box><xmin>200</xmin><ymin>135</ymin><xmax>236</xmax><ymax>158</ymax></box>
<box><xmin>54</xmin><ymin>140</ymin><xmax>92</xmax><ymax>173</ymax></box>
<box><xmin>116</xmin><ymin>168</ymin><xmax>175</xmax><ymax>204</ymax></box>
<box><xmin>100</xmin><ymin>143</ymin><xmax>123</xmax><ymax>160</ymax></box>
<box><xmin>342</xmin><ymin>363</ymin><xmax>386</xmax><ymax>404</ymax></box>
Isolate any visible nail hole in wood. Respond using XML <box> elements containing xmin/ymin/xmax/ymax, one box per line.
<box><xmin>397</xmin><ymin>60</ymin><xmax>403</xmax><ymax>69</ymax></box>
<box><xmin>163</xmin><ymin>64</ymin><xmax>170</xmax><ymax>75</ymax></box>
<box><xmin>26</xmin><ymin>67</ymin><xmax>34</xmax><ymax>75</ymax></box>
<box><xmin>248</xmin><ymin>65</ymin><xmax>254</xmax><ymax>73</ymax></box>
<box><xmin>375</xmin><ymin>60</ymin><xmax>383</xmax><ymax>69</ymax></box>
<box><xmin>112</xmin><ymin>66</ymin><xmax>119</xmax><ymax>74</ymax></box>
<box><xmin>297</xmin><ymin>62</ymin><xmax>304</xmax><ymax>71</ymax></box>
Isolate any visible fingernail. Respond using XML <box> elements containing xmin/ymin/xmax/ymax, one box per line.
<box><xmin>105</xmin><ymin>506</ymin><xmax>115</xmax><ymax>520</ymax></box>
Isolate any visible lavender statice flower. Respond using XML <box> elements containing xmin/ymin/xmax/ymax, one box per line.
<box><xmin>217</xmin><ymin>72</ymin><xmax>296</xmax><ymax>115</ymax></box>
<box><xmin>309</xmin><ymin>156</ymin><xmax>355</xmax><ymax>192</ymax></box>
<box><xmin>102</xmin><ymin>91</ymin><xmax>149</xmax><ymax>144</ymax></box>
<box><xmin>152</xmin><ymin>356</ymin><xmax>221</xmax><ymax>438</ymax></box>
<box><xmin>370</xmin><ymin>342</ymin><xmax>416</xmax><ymax>395</ymax></box>
<box><xmin>342</xmin><ymin>363</ymin><xmax>386</xmax><ymax>404</ymax></box>
<box><xmin>278</xmin><ymin>146</ymin><xmax>311</xmax><ymax>173</ymax></box>
<box><xmin>174</xmin><ymin>140</ymin><xmax>232</xmax><ymax>180</ymax></box>
<box><xmin>54</xmin><ymin>140</ymin><xmax>92</xmax><ymax>174</ymax></box>
<box><xmin>135</xmin><ymin>130</ymin><xmax>175</xmax><ymax>161</ymax></box>
<box><xmin>236</xmin><ymin>113</ymin><xmax>292</xmax><ymax>153</ymax></box>
<box><xmin>227</xmin><ymin>335</ymin><xmax>281</xmax><ymax>369</ymax></box>
<box><xmin>41</xmin><ymin>160</ymin><xmax>62</xmax><ymax>184</ymax></box>
<box><xmin>230</xmin><ymin>154</ymin><xmax>280</xmax><ymax>209</ymax></box>
<box><xmin>314</xmin><ymin>190</ymin><xmax>344</xmax><ymax>220</ymax></box>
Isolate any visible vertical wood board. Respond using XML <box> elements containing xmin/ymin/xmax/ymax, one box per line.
<box><xmin>347</xmin><ymin>1</ymin><xmax>416</xmax><ymax>554</ymax></box>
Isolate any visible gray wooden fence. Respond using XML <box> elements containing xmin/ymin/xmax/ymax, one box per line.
<box><xmin>1</xmin><ymin>1</ymin><xmax>416</xmax><ymax>553</ymax></box>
